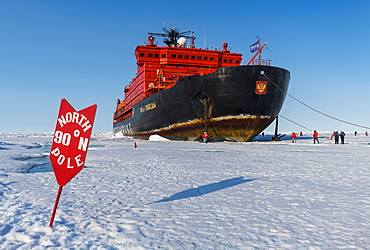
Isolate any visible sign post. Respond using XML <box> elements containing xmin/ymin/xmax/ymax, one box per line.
<box><xmin>48</xmin><ymin>99</ymin><xmax>97</xmax><ymax>227</ymax></box>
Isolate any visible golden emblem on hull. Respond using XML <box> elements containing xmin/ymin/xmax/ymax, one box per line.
<box><xmin>255</xmin><ymin>81</ymin><xmax>267</xmax><ymax>95</ymax></box>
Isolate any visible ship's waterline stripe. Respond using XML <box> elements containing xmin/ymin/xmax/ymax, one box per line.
<box><xmin>117</xmin><ymin>114</ymin><xmax>272</xmax><ymax>135</ymax></box>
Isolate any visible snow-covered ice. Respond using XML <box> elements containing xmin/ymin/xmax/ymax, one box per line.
<box><xmin>1</xmin><ymin>132</ymin><xmax>369</xmax><ymax>249</ymax></box>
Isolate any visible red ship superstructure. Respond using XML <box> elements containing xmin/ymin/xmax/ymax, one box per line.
<box><xmin>114</xmin><ymin>28</ymin><xmax>242</xmax><ymax>124</ymax></box>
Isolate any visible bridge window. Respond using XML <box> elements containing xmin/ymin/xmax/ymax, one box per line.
<box><xmin>191</xmin><ymin>56</ymin><xmax>196</xmax><ymax>59</ymax></box>
<box><xmin>161</xmin><ymin>54</ymin><xmax>166</xmax><ymax>58</ymax></box>
<box><xmin>171</xmin><ymin>54</ymin><xmax>176</xmax><ymax>58</ymax></box>
<box><xmin>204</xmin><ymin>57</ymin><xmax>208</xmax><ymax>60</ymax></box>
<box><xmin>185</xmin><ymin>55</ymin><xmax>189</xmax><ymax>59</ymax></box>
<box><xmin>236</xmin><ymin>60</ymin><xmax>240</xmax><ymax>63</ymax></box>
<box><xmin>148</xmin><ymin>53</ymin><xmax>153</xmax><ymax>57</ymax></box>
<box><xmin>140</xmin><ymin>53</ymin><xmax>144</xmax><ymax>57</ymax></box>
<box><xmin>223</xmin><ymin>59</ymin><xmax>227</xmax><ymax>63</ymax></box>
<box><xmin>210</xmin><ymin>57</ymin><xmax>214</xmax><ymax>61</ymax></box>
<box><xmin>178</xmin><ymin>55</ymin><xmax>183</xmax><ymax>59</ymax></box>
<box><xmin>197</xmin><ymin>56</ymin><xmax>202</xmax><ymax>60</ymax></box>
<box><xmin>154</xmin><ymin>54</ymin><xmax>159</xmax><ymax>58</ymax></box>
<box><xmin>228</xmin><ymin>60</ymin><xmax>233</xmax><ymax>63</ymax></box>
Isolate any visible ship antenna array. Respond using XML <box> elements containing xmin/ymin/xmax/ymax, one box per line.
<box><xmin>262</xmin><ymin>73</ymin><xmax>370</xmax><ymax>130</ymax></box>
<box><xmin>148</xmin><ymin>27</ymin><xmax>196</xmax><ymax>47</ymax></box>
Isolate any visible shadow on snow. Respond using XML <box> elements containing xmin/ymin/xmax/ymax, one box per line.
<box><xmin>152</xmin><ymin>176</ymin><xmax>256</xmax><ymax>204</ymax></box>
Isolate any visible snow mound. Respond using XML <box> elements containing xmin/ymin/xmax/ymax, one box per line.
<box><xmin>149</xmin><ymin>134</ymin><xmax>170</xmax><ymax>141</ymax></box>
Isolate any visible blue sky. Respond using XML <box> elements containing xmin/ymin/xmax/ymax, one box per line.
<box><xmin>1</xmin><ymin>0</ymin><xmax>370</xmax><ymax>134</ymax></box>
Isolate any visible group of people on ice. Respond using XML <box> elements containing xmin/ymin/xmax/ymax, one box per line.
<box><xmin>290</xmin><ymin>130</ymin><xmax>348</xmax><ymax>144</ymax></box>
<box><xmin>330</xmin><ymin>131</ymin><xmax>346</xmax><ymax>144</ymax></box>
<box><xmin>203</xmin><ymin>130</ymin><xmax>367</xmax><ymax>144</ymax></box>
<box><xmin>290</xmin><ymin>130</ymin><xmax>369</xmax><ymax>144</ymax></box>
<box><xmin>354</xmin><ymin>131</ymin><xmax>368</xmax><ymax>136</ymax></box>
<box><xmin>290</xmin><ymin>131</ymin><xmax>321</xmax><ymax>143</ymax></box>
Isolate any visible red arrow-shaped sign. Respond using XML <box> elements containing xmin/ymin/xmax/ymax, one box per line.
<box><xmin>50</xmin><ymin>99</ymin><xmax>97</xmax><ymax>186</ymax></box>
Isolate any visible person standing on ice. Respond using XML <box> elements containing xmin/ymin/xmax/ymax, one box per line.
<box><xmin>334</xmin><ymin>131</ymin><xmax>339</xmax><ymax>144</ymax></box>
<box><xmin>313</xmin><ymin>130</ymin><xmax>319</xmax><ymax>144</ymax></box>
<box><xmin>340</xmin><ymin>131</ymin><xmax>346</xmax><ymax>144</ymax></box>
<box><xmin>330</xmin><ymin>131</ymin><xmax>335</xmax><ymax>140</ymax></box>
<box><xmin>290</xmin><ymin>132</ymin><xmax>297</xmax><ymax>143</ymax></box>
<box><xmin>202</xmin><ymin>132</ymin><xmax>209</xmax><ymax>143</ymax></box>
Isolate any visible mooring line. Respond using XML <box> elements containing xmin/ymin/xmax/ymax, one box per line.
<box><xmin>262</xmin><ymin>74</ymin><xmax>370</xmax><ymax>130</ymax></box>
<box><xmin>279</xmin><ymin>115</ymin><xmax>331</xmax><ymax>140</ymax></box>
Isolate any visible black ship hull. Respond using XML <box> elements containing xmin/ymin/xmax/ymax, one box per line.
<box><xmin>114</xmin><ymin>65</ymin><xmax>290</xmax><ymax>142</ymax></box>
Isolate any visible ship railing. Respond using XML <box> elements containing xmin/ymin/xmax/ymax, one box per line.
<box><xmin>251</xmin><ymin>59</ymin><xmax>271</xmax><ymax>66</ymax></box>
<box><xmin>124</xmin><ymin>85</ymin><xmax>131</xmax><ymax>93</ymax></box>
<box><xmin>145</xmin><ymin>80</ymin><xmax>176</xmax><ymax>97</ymax></box>
<box><xmin>114</xmin><ymin>107</ymin><xmax>133</xmax><ymax>122</ymax></box>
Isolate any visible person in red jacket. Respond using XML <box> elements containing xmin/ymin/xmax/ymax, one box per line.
<box><xmin>202</xmin><ymin>132</ymin><xmax>209</xmax><ymax>143</ymax></box>
<box><xmin>313</xmin><ymin>130</ymin><xmax>319</xmax><ymax>144</ymax></box>
<box><xmin>290</xmin><ymin>132</ymin><xmax>297</xmax><ymax>143</ymax></box>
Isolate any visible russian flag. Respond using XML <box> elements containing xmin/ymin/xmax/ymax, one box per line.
<box><xmin>250</xmin><ymin>41</ymin><xmax>260</xmax><ymax>53</ymax></box>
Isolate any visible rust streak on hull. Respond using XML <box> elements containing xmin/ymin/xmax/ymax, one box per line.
<box><xmin>124</xmin><ymin>115</ymin><xmax>275</xmax><ymax>142</ymax></box>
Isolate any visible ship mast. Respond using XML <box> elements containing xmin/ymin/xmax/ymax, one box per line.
<box><xmin>247</xmin><ymin>41</ymin><xmax>268</xmax><ymax>65</ymax></box>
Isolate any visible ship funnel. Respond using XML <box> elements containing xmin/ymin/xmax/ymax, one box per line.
<box><xmin>177</xmin><ymin>37</ymin><xmax>187</xmax><ymax>47</ymax></box>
